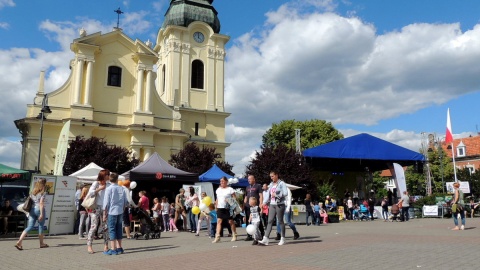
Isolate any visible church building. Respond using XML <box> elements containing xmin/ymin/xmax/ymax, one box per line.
<box><xmin>14</xmin><ymin>0</ymin><xmax>230</xmax><ymax>173</ymax></box>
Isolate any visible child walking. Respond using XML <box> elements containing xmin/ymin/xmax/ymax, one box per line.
<box><xmin>161</xmin><ymin>197</ymin><xmax>170</xmax><ymax>232</ymax></box>
<box><xmin>208</xmin><ymin>203</ymin><xmax>217</xmax><ymax>239</ymax></box>
<box><xmin>248</xmin><ymin>197</ymin><xmax>262</xmax><ymax>245</ymax></box>
<box><xmin>168</xmin><ymin>203</ymin><xmax>178</xmax><ymax>232</ymax></box>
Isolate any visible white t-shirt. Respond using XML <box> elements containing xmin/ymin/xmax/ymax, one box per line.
<box><xmin>161</xmin><ymin>202</ymin><xmax>170</xmax><ymax>215</ymax></box>
<box><xmin>216</xmin><ymin>187</ymin><xmax>235</xmax><ymax>209</ymax></box>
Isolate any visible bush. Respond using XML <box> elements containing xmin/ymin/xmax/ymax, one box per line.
<box><xmin>412</xmin><ymin>193</ymin><xmax>449</xmax><ymax>208</ymax></box>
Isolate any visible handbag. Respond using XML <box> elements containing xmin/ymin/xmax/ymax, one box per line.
<box><xmin>452</xmin><ymin>203</ymin><xmax>457</xmax><ymax>213</ymax></box>
<box><xmin>22</xmin><ymin>196</ymin><xmax>34</xmax><ymax>212</ymax></box>
<box><xmin>81</xmin><ymin>195</ymin><xmax>97</xmax><ymax>210</ymax></box>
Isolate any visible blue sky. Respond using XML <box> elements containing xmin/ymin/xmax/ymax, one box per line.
<box><xmin>1</xmin><ymin>0</ymin><xmax>480</xmax><ymax>175</ymax></box>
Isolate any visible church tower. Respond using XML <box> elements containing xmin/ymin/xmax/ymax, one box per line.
<box><xmin>14</xmin><ymin>0</ymin><xmax>230</xmax><ymax>174</ymax></box>
<box><xmin>155</xmin><ymin>0</ymin><xmax>229</xmax><ymax>112</ymax></box>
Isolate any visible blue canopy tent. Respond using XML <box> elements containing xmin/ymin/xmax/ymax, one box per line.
<box><xmin>303</xmin><ymin>133</ymin><xmax>425</xmax><ymax>172</ymax></box>
<box><xmin>199</xmin><ymin>164</ymin><xmax>248</xmax><ymax>187</ymax></box>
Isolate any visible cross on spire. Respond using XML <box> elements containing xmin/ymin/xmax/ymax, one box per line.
<box><xmin>114</xmin><ymin>7</ymin><xmax>124</xmax><ymax>29</ymax></box>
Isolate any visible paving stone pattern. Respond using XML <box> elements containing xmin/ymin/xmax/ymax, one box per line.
<box><xmin>1</xmin><ymin>218</ymin><xmax>478</xmax><ymax>270</ymax></box>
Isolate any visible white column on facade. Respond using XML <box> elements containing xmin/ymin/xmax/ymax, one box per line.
<box><xmin>144</xmin><ymin>147</ymin><xmax>152</xmax><ymax>160</ymax></box>
<box><xmin>136</xmin><ymin>68</ymin><xmax>144</xmax><ymax>112</ymax></box>
<box><xmin>73</xmin><ymin>59</ymin><xmax>85</xmax><ymax>105</ymax></box>
<box><xmin>84</xmin><ymin>60</ymin><xmax>94</xmax><ymax>106</ymax></box>
<box><xmin>145</xmin><ymin>69</ymin><xmax>152</xmax><ymax>113</ymax></box>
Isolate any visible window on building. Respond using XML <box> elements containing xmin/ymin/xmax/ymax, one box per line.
<box><xmin>466</xmin><ymin>165</ymin><xmax>475</xmax><ymax>175</ymax></box>
<box><xmin>107</xmin><ymin>66</ymin><xmax>122</xmax><ymax>87</ymax></box>
<box><xmin>195</xmin><ymin>122</ymin><xmax>199</xmax><ymax>136</ymax></box>
<box><xmin>191</xmin><ymin>60</ymin><xmax>204</xmax><ymax>89</ymax></box>
<box><xmin>456</xmin><ymin>141</ymin><xmax>466</xmax><ymax>157</ymax></box>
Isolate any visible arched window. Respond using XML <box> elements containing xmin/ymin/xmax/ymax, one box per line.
<box><xmin>191</xmin><ymin>60</ymin><xmax>204</xmax><ymax>89</ymax></box>
<box><xmin>107</xmin><ymin>66</ymin><xmax>122</xmax><ymax>87</ymax></box>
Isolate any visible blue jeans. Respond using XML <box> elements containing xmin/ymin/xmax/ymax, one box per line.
<box><xmin>187</xmin><ymin>209</ymin><xmax>197</xmax><ymax>231</ymax></box>
<box><xmin>453</xmin><ymin>210</ymin><xmax>466</xmax><ymax>226</ymax></box>
<box><xmin>107</xmin><ymin>214</ymin><xmax>123</xmax><ymax>240</ymax></box>
<box><xmin>210</xmin><ymin>222</ymin><xmax>217</xmax><ymax>236</ymax></box>
<box><xmin>25</xmin><ymin>207</ymin><xmax>45</xmax><ymax>234</ymax></box>
<box><xmin>276</xmin><ymin>208</ymin><xmax>298</xmax><ymax>234</ymax></box>
<box><xmin>314</xmin><ymin>211</ymin><xmax>320</xmax><ymax>225</ymax></box>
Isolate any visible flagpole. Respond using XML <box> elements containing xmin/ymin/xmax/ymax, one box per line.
<box><xmin>450</xmin><ymin>142</ymin><xmax>458</xmax><ymax>182</ymax></box>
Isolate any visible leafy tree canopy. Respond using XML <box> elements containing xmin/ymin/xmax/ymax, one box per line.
<box><xmin>169</xmin><ymin>143</ymin><xmax>234</xmax><ymax>175</ymax></box>
<box><xmin>63</xmin><ymin>136</ymin><xmax>139</xmax><ymax>176</ymax></box>
<box><xmin>262</xmin><ymin>119</ymin><xmax>343</xmax><ymax>150</ymax></box>
<box><xmin>245</xmin><ymin>144</ymin><xmax>313</xmax><ymax>193</ymax></box>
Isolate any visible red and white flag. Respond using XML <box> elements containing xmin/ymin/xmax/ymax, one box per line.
<box><xmin>445</xmin><ymin>108</ymin><xmax>453</xmax><ymax>144</ymax></box>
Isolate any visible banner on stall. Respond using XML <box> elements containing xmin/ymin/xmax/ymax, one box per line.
<box><xmin>423</xmin><ymin>205</ymin><xmax>439</xmax><ymax>216</ymax></box>
<box><xmin>49</xmin><ymin>176</ymin><xmax>77</xmax><ymax>234</ymax></box>
<box><xmin>446</xmin><ymin>181</ymin><xmax>470</xmax><ymax>194</ymax></box>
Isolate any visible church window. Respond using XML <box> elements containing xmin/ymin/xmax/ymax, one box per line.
<box><xmin>107</xmin><ymin>66</ymin><xmax>122</xmax><ymax>87</ymax></box>
<box><xmin>191</xmin><ymin>60</ymin><xmax>204</xmax><ymax>89</ymax></box>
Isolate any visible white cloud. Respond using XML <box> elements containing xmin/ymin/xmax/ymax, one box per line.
<box><xmin>0</xmin><ymin>22</ymin><xmax>9</xmax><ymax>29</ymax></box>
<box><xmin>0</xmin><ymin>138</ymin><xmax>21</xmax><ymax>168</ymax></box>
<box><xmin>222</xmin><ymin>5</ymin><xmax>480</xmax><ymax>171</ymax></box>
<box><xmin>0</xmin><ymin>0</ymin><xmax>14</xmax><ymax>9</ymax></box>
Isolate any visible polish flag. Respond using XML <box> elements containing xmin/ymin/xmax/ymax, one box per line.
<box><xmin>445</xmin><ymin>108</ymin><xmax>453</xmax><ymax>144</ymax></box>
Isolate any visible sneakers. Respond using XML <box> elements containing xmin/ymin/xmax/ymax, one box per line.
<box><xmin>231</xmin><ymin>233</ymin><xmax>237</xmax><ymax>242</ymax></box>
<box><xmin>275</xmin><ymin>233</ymin><xmax>281</xmax><ymax>241</ymax></box>
<box><xmin>258</xmin><ymin>236</ymin><xmax>269</xmax><ymax>246</ymax></box>
<box><xmin>293</xmin><ymin>231</ymin><xmax>300</xmax><ymax>240</ymax></box>
<box><xmin>460</xmin><ymin>225</ymin><xmax>465</xmax><ymax>230</ymax></box>
<box><xmin>116</xmin><ymin>247</ymin><xmax>124</xmax><ymax>254</ymax></box>
<box><xmin>103</xmin><ymin>249</ymin><xmax>118</xmax><ymax>255</ymax></box>
<box><xmin>278</xmin><ymin>237</ymin><xmax>286</xmax><ymax>246</ymax></box>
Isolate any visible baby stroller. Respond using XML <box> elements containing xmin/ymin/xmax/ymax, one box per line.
<box><xmin>359</xmin><ymin>205</ymin><xmax>370</xmax><ymax>221</ymax></box>
<box><xmin>390</xmin><ymin>204</ymin><xmax>400</xmax><ymax>222</ymax></box>
<box><xmin>131</xmin><ymin>208</ymin><xmax>161</xmax><ymax>240</ymax></box>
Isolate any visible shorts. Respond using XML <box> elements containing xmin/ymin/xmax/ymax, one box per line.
<box><xmin>217</xmin><ymin>208</ymin><xmax>233</xmax><ymax>220</ymax></box>
<box><xmin>123</xmin><ymin>210</ymin><xmax>130</xmax><ymax>227</ymax></box>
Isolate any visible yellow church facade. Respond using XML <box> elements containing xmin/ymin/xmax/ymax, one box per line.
<box><xmin>15</xmin><ymin>1</ymin><xmax>230</xmax><ymax>174</ymax></box>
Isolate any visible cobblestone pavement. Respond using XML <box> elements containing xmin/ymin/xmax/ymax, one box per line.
<box><xmin>1</xmin><ymin>218</ymin><xmax>478</xmax><ymax>270</ymax></box>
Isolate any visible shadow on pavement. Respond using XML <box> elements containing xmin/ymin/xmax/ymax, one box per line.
<box><xmin>122</xmin><ymin>245</ymin><xmax>178</xmax><ymax>254</ymax></box>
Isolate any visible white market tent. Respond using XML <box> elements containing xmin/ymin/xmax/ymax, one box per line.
<box><xmin>69</xmin><ymin>162</ymin><xmax>125</xmax><ymax>183</ymax></box>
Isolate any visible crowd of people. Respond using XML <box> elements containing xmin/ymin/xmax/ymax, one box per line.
<box><xmin>11</xmin><ymin>169</ymin><xmax>476</xmax><ymax>254</ymax></box>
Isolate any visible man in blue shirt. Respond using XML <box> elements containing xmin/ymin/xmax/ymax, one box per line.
<box><xmin>103</xmin><ymin>173</ymin><xmax>128</xmax><ymax>255</ymax></box>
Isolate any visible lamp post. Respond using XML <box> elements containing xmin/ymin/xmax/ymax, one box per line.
<box><xmin>36</xmin><ymin>94</ymin><xmax>52</xmax><ymax>173</ymax></box>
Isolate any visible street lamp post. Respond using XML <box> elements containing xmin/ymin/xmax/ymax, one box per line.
<box><xmin>36</xmin><ymin>94</ymin><xmax>51</xmax><ymax>173</ymax></box>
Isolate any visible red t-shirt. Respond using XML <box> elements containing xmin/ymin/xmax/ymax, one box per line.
<box><xmin>139</xmin><ymin>196</ymin><xmax>150</xmax><ymax>211</ymax></box>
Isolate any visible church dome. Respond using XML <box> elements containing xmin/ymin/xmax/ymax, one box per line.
<box><xmin>162</xmin><ymin>0</ymin><xmax>221</xmax><ymax>33</ymax></box>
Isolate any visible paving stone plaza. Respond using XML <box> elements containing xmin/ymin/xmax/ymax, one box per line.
<box><xmin>1</xmin><ymin>217</ymin><xmax>478</xmax><ymax>270</ymax></box>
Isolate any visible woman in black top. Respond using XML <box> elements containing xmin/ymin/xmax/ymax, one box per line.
<box><xmin>304</xmin><ymin>194</ymin><xmax>314</xmax><ymax>226</ymax></box>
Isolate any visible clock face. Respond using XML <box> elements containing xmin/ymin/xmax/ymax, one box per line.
<box><xmin>193</xmin><ymin>32</ymin><xmax>204</xmax><ymax>43</ymax></box>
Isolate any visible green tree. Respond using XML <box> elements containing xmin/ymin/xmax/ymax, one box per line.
<box><xmin>169</xmin><ymin>143</ymin><xmax>234</xmax><ymax>175</ymax></box>
<box><xmin>425</xmin><ymin>147</ymin><xmax>454</xmax><ymax>194</ymax></box>
<box><xmin>405</xmin><ymin>166</ymin><xmax>427</xmax><ymax>196</ymax></box>
<box><xmin>245</xmin><ymin>144</ymin><xmax>313</xmax><ymax>193</ymax></box>
<box><xmin>63</xmin><ymin>136</ymin><xmax>139</xmax><ymax>176</ymax></box>
<box><xmin>262</xmin><ymin>119</ymin><xmax>344</xmax><ymax>150</ymax></box>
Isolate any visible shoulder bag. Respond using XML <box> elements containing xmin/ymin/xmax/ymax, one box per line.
<box><xmin>22</xmin><ymin>195</ymin><xmax>34</xmax><ymax>212</ymax></box>
<box><xmin>81</xmin><ymin>195</ymin><xmax>97</xmax><ymax>210</ymax></box>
